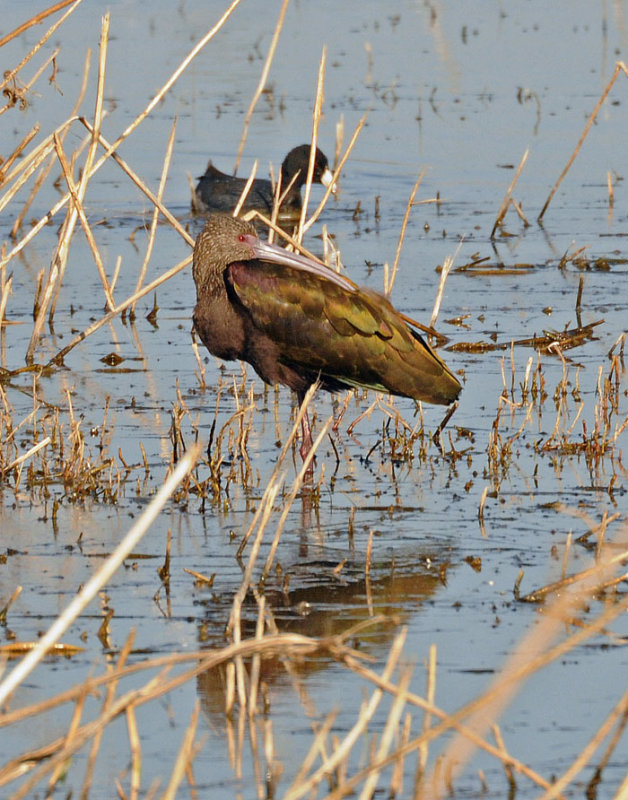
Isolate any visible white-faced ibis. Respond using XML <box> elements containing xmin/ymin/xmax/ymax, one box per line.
<box><xmin>192</xmin><ymin>144</ymin><xmax>335</xmax><ymax>217</ymax></box>
<box><xmin>192</xmin><ymin>214</ymin><xmax>461</xmax><ymax>465</ymax></box>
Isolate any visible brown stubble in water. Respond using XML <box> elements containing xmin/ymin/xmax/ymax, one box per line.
<box><xmin>1</xmin><ymin>4</ymin><xmax>628</xmax><ymax>800</ymax></box>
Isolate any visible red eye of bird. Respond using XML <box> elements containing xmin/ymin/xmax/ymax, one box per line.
<box><xmin>238</xmin><ymin>234</ymin><xmax>246</xmax><ymax>242</ymax></box>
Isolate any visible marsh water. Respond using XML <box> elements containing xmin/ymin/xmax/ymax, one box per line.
<box><xmin>1</xmin><ymin>1</ymin><xmax>628</xmax><ymax>797</ymax></box>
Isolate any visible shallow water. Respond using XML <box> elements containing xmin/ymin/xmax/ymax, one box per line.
<box><xmin>1</xmin><ymin>1</ymin><xmax>628</xmax><ymax>797</ymax></box>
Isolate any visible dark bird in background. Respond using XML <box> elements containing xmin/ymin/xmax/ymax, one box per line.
<box><xmin>192</xmin><ymin>214</ymin><xmax>461</xmax><ymax>465</ymax></box>
<box><xmin>191</xmin><ymin>144</ymin><xmax>336</xmax><ymax>217</ymax></box>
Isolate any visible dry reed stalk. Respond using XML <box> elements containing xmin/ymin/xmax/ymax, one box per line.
<box><xmin>607</xmin><ymin>170</ymin><xmax>615</xmax><ymax>206</ymax></box>
<box><xmin>131</xmin><ymin>118</ymin><xmax>177</xmax><ymax>315</ymax></box>
<box><xmin>291</xmin><ymin>711</ymin><xmax>339</xmax><ymax>791</ymax></box>
<box><xmin>0</xmin><ymin>123</ymin><xmax>40</xmax><ymax>183</ymax></box>
<box><xmin>539</xmin><ymin>62</ymin><xmax>624</xmax><ymax>220</ymax></box>
<box><xmin>1</xmin><ymin>1</ymin><xmax>237</xmax><ymax>277</ymax></box>
<box><xmin>81</xmin><ymin>121</ymin><xmax>194</xmax><ymax>245</ymax></box>
<box><xmin>385</xmin><ymin>170</ymin><xmax>425</xmax><ymax>295</ymax></box>
<box><xmin>332</xmin><ymin>658</ymin><xmax>559</xmax><ymax>799</ymax></box>
<box><xmin>0</xmin><ymin>436</ymin><xmax>50</xmax><ymax>475</ymax></box>
<box><xmin>48</xmin><ymin>687</ymin><xmax>86</xmax><ymax>790</ymax></box>
<box><xmin>0</xmin><ymin>0</ymin><xmax>83</xmax><ymax>111</ymax></box>
<box><xmin>26</xmin><ymin>13</ymin><xmax>110</xmax><ymax>361</ymax></box>
<box><xmin>234</xmin><ymin>382</ymin><xmax>318</xmax><ymax>560</ymax></box>
<box><xmin>161</xmin><ymin>701</ymin><xmax>201</xmax><ymax>800</ymax></box>
<box><xmin>260</xmin><ymin>410</ymin><xmax>334</xmax><ymax>582</ymax></box>
<box><xmin>490</xmin><ymin>148</ymin><xmax>529</xmax><ymax>237</ymax></box>
<box><xmin>429</xmin><ymin>533</ymin><xmax>628</xmax><ymax>797</ymax></box>
<box><xmin>0</xmin><ymin>586</ymin><xmax>22</xmax><ymax>625</ymax></box>
<box><xmin>47</xmin><ymin>252</ymin><xmax>192</xmax><ymax>366</ymax></box>
<box><xmin>302</xmin><ymin>111</ymin><xmax>367</xmax><ymax>235</ymax></box>
<box><xmin>415</xmin><ymin>643</ymin><xmax>437</xmax><ymax>790</ymax></box>
<box><xmin>296</xmin><ymin>46</ymin><xmax>327</xmax><ymax>244</ymax></box>
<box><xmin>284</xmin><ymin>628</ymin><xmax>408</xmax><ymax>800</ymax></box>
<box><xmin>359</xmin><ymin>664</ymin><xmax>413</xmax><ymax>800</ymax></box>
<box><xmin>0</xmin><ymin>0</ymin><xmax>78</xmax><ymax>49</ymax></box>
<box><xmin>232</xmin><ymin>160</ymin><xmax>259</xmax><ymax>217</ymax></box>
<box><xmin>248</xmin><ymin>596</ymin><xmax>266</xmax><ymax>722</ymax></box>
<box><xmin>233</xmin><ymin>0</ymin><xmax>290</xmax><ymax>174</ymax></box>
<box><xmin>53</xmin><ymin>132</ymin><xmax>115</xmax><ymax>309</ymax></box>
<box><xmin>430</xmin><ymin>241</ymin><xmax>461</xmax><ymax>329</ymax></box>
<box><xmin>228</xmin><ymin>479</ymin><xmax>282</xmax><ymax>642</ymax></box>
<box><xmin>0</xmin><ymin>120</ymin><xmax>71</xmax><ymax>213</ymax></box>
<box><xmin>492</xmin><ymin>724</ymin><xmax>516</xmax><ymax>792</ymax></box>
<box><xmin>80</xmin><ymin>633</ymin><xmax>136</xmax><ymax>799</ymax></box>
<box><xmin>0</xmin><ymin>446</ymin><xmax>199</xmax><ymax>707</ymax></box>
<box><xmin>0</xmin><ymin>274</ymin><xmax>12</xmax><ymax>344</ymax></box>
<box><xmin>538</xmin><ymin>686</ymin><xmax>628</xmax><ymax>800</ymax></box>
<box><xmin>126</xmin><ymin>704</ymin><xmax>141</xmax><ymax>800</ymax></box>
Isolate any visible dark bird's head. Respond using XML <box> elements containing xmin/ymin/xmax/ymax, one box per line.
<box><xmin>192</xmin><ymin>214</ymin><xmax>257</xmax><ymax>291</ymax></box>
<box><xmin>281</xmin><ymin>145</ymin><xmax>336</xmax><ymax>192</ymax></box>
<box><xmin>193</xmin><ymin>213</ymin><xmax>355</xmax><ymax>297</ymax></box>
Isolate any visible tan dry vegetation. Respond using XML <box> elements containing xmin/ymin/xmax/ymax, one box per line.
<box><xmin>0</xmin><ymin>3</ymin><xmax>627</xmax><ymax>800</ymax></box>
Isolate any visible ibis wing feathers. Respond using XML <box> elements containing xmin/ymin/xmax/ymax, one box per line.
<box><xmin>227</xmin><ymin>261</ymin><xmax>460</xmax><ymax>404</ymax></box>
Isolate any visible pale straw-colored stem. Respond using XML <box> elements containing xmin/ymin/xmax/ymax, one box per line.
<box><xmin>0</xmin><ymin>446</ymin><xmax>199</xmax><ymax>708</ymax></box>
<box><xmin>234</xmin><ymin>0</ymin><xmax>290</xmax><ymax>174</ymax></box>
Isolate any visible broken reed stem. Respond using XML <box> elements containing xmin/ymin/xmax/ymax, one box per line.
<box><xmin>302</xmin><ymin>111</ymin><xmax>367</xmax><ymax>235</ymax></box>
<box><xmin>0</xmin><ymin>446</ymin><xmax>200</xmax><ymax>708</ymax></box>
<box><xmin>0</xmin><ymin>0</ymin><xmax>83</xmax><ymax>110</ymax></box>
<box><xmin>539</xmin><ymin>62</ymin><xmax>623</xmax><ymax>220</ymax></box>
<box><xmin>0</xmin><ymin>123</ymin><xmax>40</xmax><ymax>182</ymax></box>
<box><xmin>232</xmin><ymin>160</ymin><xmax>258</xmax><ymax>217</ymax></box>
<box><xmin>490</xmin><ymin>148</ymin><xmax>529</xmax><ymax>237</ymax></box>
<box><xmin>125</xmin><ymin>705</ymin><xmax>141</xmax><ymax>799</ymax></box>
<box><xmin>260</xmin><ymin>410</ymin><xmax>334</xmax><ymax>583</ymax></box>
<box><xmin>416</xmin><ymin>644</ymin><xmax>437</xmax><ymax>788</ymax></box>
<box><xmin>47</xmin><ymin>254</ymin><xmax>191</xmax><ymax>366</ymax></box>
<box><xmin>297</xmin><ymin>45</ymin><xmax>327</xmax><ymax>244</ymax></box>
<box><xmin>131</xmin><ymin>117</ymin><xmax>178</xmax><ymax>313</ymax></box>
<box><xmin>430</xmin><ymin>240</ymin><xmax>461</xmax><ymax>329</ymax></box>
<box><xmin>227</xmin><ymin>384</ymin><xmax>319</xmax><ymax>638</ymax></box>
<box><xmin>538</xmin><ymin>686</ymin><xmax>628</xmax><ymax>800</ymax></box>
<box><xmin>233</xmin><ymin>0</ymin><xmax>290</xmax><ymax>175</ymax></box>
<box><xmin>284</xmin><ymin>628</ymin><xmax>408</xmax><ymax>800</ymax></box>
<box><xmin>360</xmin><ymin>664</ymin><xmax>413</xmax><ymax>800</ymax></box>
<box><xmin>162</xmin><ymin>701</ymin><xmax>201</xmax><ymax>800</ymax></box>
<box><xmin>0</xmin><ymin>0</ymin><xmax>78</xmax><ymax>50</ymax></box>
<box><xmin>386</xmin><ymin>170</ymin><xmax>425</xmax><ymax>295</ymax></box>
<box><xmin>1</xmin><ymin>436</ymin><xmax>50</xmax><ymax>475</ymax></box>
<box><xmin>431</xmin><ymin>530</ymin><xmax>628</xmax><ymax>797</ymax></box>
<box><xmin>81</xmin><ymin>121</ymin><xmax>194</xmax><ymax>245</ymax></box>
<box><xmin>1</xmin><ymin>0</ymin><xmax>237</xmax><ymax>274</ymax></box>
<box><xmin>82</xmin><ymin>634</ymin><xmax>136</xmax><ymax>798</ymax></box>
<box><xmin>26</xmin><ymin>12</ymin><xmax>110</xmax><ymax>362</ymax></box>
<box><xmin>53</xmin><ymin>132</ymin><xmax>115</xmax><ymax>309</ymax></box>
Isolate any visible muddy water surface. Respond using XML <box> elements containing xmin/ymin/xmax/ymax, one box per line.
<box><xmin>1</xmin><ymin>1</ymin><xmax>628</xmax><ymax>797</ymax></box>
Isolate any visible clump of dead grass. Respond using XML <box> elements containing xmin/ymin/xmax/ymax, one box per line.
<box><xmin>1</xmin><ymin>4</ymin><xmax>628</xmax><ymax>800</ymax></box>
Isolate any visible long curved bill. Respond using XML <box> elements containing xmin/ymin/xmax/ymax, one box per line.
<box><xmin>245</xmin><ymin>234</ymin><xmax>355</xmax><ymax>293</ymax></box>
